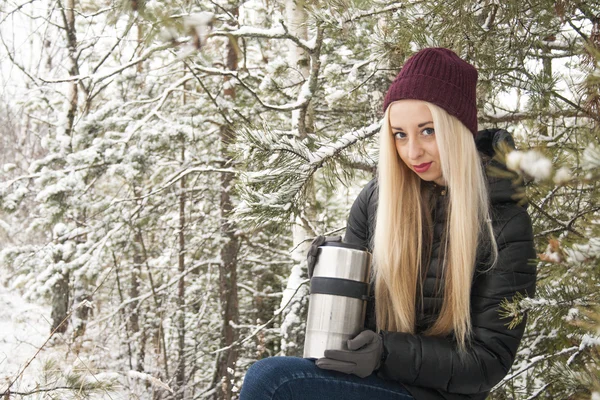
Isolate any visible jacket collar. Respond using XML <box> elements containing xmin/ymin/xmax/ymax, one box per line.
<box><xmin>475</xmin><ymin>128</ymin><xmax>526</xmax><ymax>206</ymax></box>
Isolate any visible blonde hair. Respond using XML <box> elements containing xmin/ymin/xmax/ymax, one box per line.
<box><xmin>372</xmin><ymin>101</ymin><xmax>498</xmax><ymax>350</ymax></box>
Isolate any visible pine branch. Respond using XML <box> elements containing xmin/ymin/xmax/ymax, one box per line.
<box><xmin>492</xmin><ymin>346</ymin><xmax>579</xmax><ymax>391</ymax></box>
<box><xmin>343</xmin><ymin>2</ymin><xmax>409</xmax><ymax>24</ymax></box>
<box><xmin>4</xmin><ymin>386</ymin><xmax>91</xmax><ymax>396</ymax></box>
<box><xmin>235</xmin><ymin>122</ymin><xmax>380</xmax><ymax>227</ymax></box>
<box><xmin>528</xmin><ymin>200</ymin><xmax>585</xmax><ymax>238</ymax></box>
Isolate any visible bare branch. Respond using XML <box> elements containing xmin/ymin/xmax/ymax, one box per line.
<box><xmin>481</xmin><ymin>110</ymin><xmax>583</xmax><ymax>123</ymax></box>
<box><xmin>192</xmin><ymin>63</ymin><xmax>311</xmax><ymax>111</ymax></box>
<box><xmin>0</xmin><ymin>0</ymin><xmax>40</xmax><ymax>25</ymax></box>
<box><xmin>40</xmin><ymin>41</ymin><xmax>176</xmax><ymax>84</ymax></box>
<box><xmin>110</xmin><ymin>166</ymin><xmax>240</xmax><ymax>204</ymax></box>
<box><xmin>211</xmin><ymin>279</ymin><xmax>310</xmax><ymax>355</ymax></box>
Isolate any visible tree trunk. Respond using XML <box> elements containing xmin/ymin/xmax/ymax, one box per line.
<box><xmin>51</xmin><ymin>266</ymin><xmax>70</xmax><ymax>333</ymax></box>
<box><xmin>175</xmin><ymin>146</ymin><xmax>187</xmax><ymax>399</ymax></box>
<box><xmin>130</xmin><ymin>233</ymin><xmax>144</xmax><ymax>371</ymax></box>
<box><xmin>212</xmin><ymin>6</ymin><xmax>240</xmax><ymax>399</ymax></box>
<box><xmin>50</xmin><ymin>0</ymin><xmax>79</xmax><ymax>335</ymax></box>
<box><xmin>540</xmin><ymin>45</ymin><xmax>552</xmax><ymax>138</ymax></box>
<box><xmin>280</xmin><ymin>0</ymin><xmax>315</xmax><ymax>357</ymax></box>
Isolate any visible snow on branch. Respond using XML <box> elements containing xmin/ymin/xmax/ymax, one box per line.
<box><xmin>210</xmin><ymin>20</ymin><xmax>317</xmax><ymax>52</ymax></box>
<box><xmin>212</xmin><ymin>19</ymin><xmax>321</xmax><ymax>51</ymax></box>
<box><xmin>343</xmin><ymin>2</ymin><xmax>407</xmax><ymax>24</ymax></box>
<box><xmin>492</xmin><ymin>346</ymin><xmax>579</xmax><ymax>391</ymax></box>
<box><xmin>92</xmin><ymin>259</ymin><xmax>220</xmax><ymax>325</ymax></box>
<box><xmin>481</xmin><ymin>109</ymin><xmax>582</xmax><ymax>123</ymax></box>
<box><xmin>211</xmin><ymin>278</ymin><xmax>310</xmax><ymax>355</ymax></box>
<box><xmin>234</xmin><ymin>122</ymin><xmax>379</xmax><ymax>227</ymax></box>
<box><xmin>128</xmin><ymin>371</ymin><xmax>173</xmax><ymax>394</ymax></box>
<box><xmin>40</xmin><ymin>42</ymin><xmax>176</xmax><ymax>84</ymax></box>
<box><xmin>121</xmin><ymin>75</ymin><xmax>194</xmax><ymax>143</ymax></box>
<box><xmin>110</xmin><ymin>166</ymin><xmax>239</xmax><ymax>204</ymax></box>
<box><xmin>309</xmin><ymin>122</ymin><xmax>380</xmax><ymax>166</ymax></box>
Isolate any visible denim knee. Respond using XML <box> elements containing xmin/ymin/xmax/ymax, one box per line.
<box><xmin>240</xmin><ymin>357</ymin><xmax>279</xmax><ymax>399</ymax></box>
<box><xmin>240</xmin><ymin>356</ymin><xmax>413</xmax><ymax>400</ymax></box>
<box><xmin>240</xmin><ymin>357</ymin><xmax>311</xmax><ymax>400</ymax></box>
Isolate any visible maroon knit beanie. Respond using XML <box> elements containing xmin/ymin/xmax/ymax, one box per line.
<box><xmin>382</xmin><ymin>48</ymin><xmax>478</xmax><ymax>136</ymax></box>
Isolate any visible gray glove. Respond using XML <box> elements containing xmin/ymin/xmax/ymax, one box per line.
<box><xmin>306</xmin><ymin>235</ymin><xmax>342</xmax><ymax>278</ymax></box>
<box><xmin>315</xmin><ymin>330</ymin><xmax>385</xmax><ymax>378</ymax></box>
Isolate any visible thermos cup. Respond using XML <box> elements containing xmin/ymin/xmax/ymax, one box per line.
<box><xmin>303</xmin><ymin>241</ymin><xmax>372</xmax><ymax>359</ymax></box>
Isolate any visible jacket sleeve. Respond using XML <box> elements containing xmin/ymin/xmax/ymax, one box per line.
<box><xmin>377</xmin><ymin>206</ymin><xmax>537</xmax><ymax>394</ymax></box>
<box><xmin>343</xmin><ymin>178</ymin><xmax>377</xmax><ymax>250</ymax></box>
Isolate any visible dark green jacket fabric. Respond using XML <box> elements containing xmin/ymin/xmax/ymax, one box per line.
<box><xmin>343</xmin><ymin>129</ymin><xmax>537</xmax><ymax>400</ymax></box>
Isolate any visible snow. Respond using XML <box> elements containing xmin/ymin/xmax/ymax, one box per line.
<box><xmin>228</xmin><ymin>24</ymin><xmax>285</xmax><ymax>37</ymax></box>
<box><xmin>553</xmin><ymin>167</ymin><xmax>571</xmax><ymax>185</ymax></box>
<box><xmin>564</xmin><ymin>308</ymin><xmax>579</xmax><ymax>322</ymax></box>
<box><xmin>506</xmin><ymin>150</ymin><xmax>553</xmax><ymax>182</ymax></box>
<box><xmin>308</xmin><ymin>122</ymin><xmax>380</xmax><ymax>164</ymax></box>
<box><xmin>2</xmin><ymin>163</ymin><xmax>16</xmax><ymax>172</ymax></box>
<box><xmin>0</xmin><ymin>284</ymin><xmax>179</xmax><ymax>399</ymax></box>
<box><xmin>579</xmin><ymin>333</ymin><xmax>600</xmax><ymax>350</ymax></box>
<box><xmin>0</xmin><ymin>284</ymin><xmax>52</xmax><ymax>393</ymax></box>
<box><xmin>565</xmin><ymin>238</ymin><xmax>600</xmax><ymax>264</ymax></box>
<box><xmin>583</xmin><ymin>144</ymin><xmax>600</xmax><ymax>170</ymax></box>
<box><xmin>128</xmin><ymin>370</ymin><xmax>173</xmax><ymax>393</ymax></box>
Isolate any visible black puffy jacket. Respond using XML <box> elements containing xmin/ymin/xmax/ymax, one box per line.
<box><xmin>343</xmin><ymin>129</ymin><xmax>537</xmax><ymax>400</ymax></box>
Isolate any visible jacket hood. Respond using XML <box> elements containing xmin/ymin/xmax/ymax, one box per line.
<box><xmin>475</xmin><ymin>128</ymin><xmax>526</xmax><ymax>206</ymax></box>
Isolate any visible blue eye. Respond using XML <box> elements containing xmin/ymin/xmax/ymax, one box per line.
<box><xmin>422</xmin><ymin>128</ymin><xmax>435</xmax><ymax>136</ymax></box>
<box><xmin>393</xmin><ymin>132</ymin><xmax>406</xmax><ymax>140</ymax></box>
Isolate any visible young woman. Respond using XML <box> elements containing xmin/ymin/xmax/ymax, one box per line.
<box><xmin>239</xmin><ymin>47</ymin><xmax>537</xmax><ymax>400</ymax></box>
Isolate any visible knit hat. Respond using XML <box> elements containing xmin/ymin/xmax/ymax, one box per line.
<box><xmin>382</xmin><ymin>48</ymin><xmax>478</xmax><ymax>136</ymax></box>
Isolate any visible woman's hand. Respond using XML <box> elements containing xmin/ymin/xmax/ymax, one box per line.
<box><xmin>316</xmin><ymin>330</ymin><xmax>385</xmax><ymax>378</ymax></box>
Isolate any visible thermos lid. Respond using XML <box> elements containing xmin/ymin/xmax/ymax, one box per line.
<box><xmin>320</xmin><ymin>241</ymin><xmax>369</xmax><ymax>252</ymax></box>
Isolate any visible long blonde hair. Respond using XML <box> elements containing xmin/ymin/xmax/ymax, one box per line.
<box><xmin>372</xmin><ymin>101</ymin><xmax>498</xmax><ymax>350</ymax></box>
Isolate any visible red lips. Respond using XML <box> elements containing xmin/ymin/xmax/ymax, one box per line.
<box><xmin>413</xmin><ymin>162</ymin><xmax>432</xmax><ymax>173</ymax></box>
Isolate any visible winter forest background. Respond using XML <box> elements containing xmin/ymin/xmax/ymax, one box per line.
<box><xmin>0</xmin><ymin>0</ymin><xmax>599</xmax><ymax>399</ymax></box>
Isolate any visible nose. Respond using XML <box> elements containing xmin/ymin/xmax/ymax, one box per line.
<box><xmin>407</xmin><ymin>138</ymin><xmax>423</xmax><ymax>160</ymax></box>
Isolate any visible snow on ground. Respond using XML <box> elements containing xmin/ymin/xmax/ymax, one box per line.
<box><xmin>0</xmin><ymin>285</ymin><xmax>169</xmax><ymax>399</ymax></box>
<box><xmin>0</xmin><ymin>284</ymin><xmax>53</xmax><ymax>394</ymax></box>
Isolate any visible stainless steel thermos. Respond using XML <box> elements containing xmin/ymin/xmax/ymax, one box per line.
<box><xmin>303</xmin><ymin>242</ymin><xmax>372</xmax><ymax>359</ymax></box>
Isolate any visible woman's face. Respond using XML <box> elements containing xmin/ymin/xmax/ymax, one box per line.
<box><xmin>389</xmin><ymin>100</ymin><xmax>445</xmax><ymax>186</ymax></box>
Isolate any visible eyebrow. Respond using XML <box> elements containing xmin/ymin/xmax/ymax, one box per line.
<box><xmin>391</xmin><ymin>121</ymin><xmax>433</xmax><ymax>131</ymax></box>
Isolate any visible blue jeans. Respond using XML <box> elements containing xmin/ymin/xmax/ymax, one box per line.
<box><xmin>239</xmin><ymin>356</ymin><xmax>414</xmax><ymax>400</ymax></box>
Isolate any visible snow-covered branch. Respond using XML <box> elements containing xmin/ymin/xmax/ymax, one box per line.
<box><xmin>211</xmin><ymin>279</ymin><xmax>310</xmax><ymax>355</ymax></box>
<box><xmin>40</xmin><ymin>42</ymin><xmax>176</xmax><ymax>84</ymax></box>
<box><xmin>110</xmin><ymin>166</ymin><xmax>240</xmax><ymax>204</ymax></box>
<box><xmin>210</xmin><ymin>20</ymin><xmax>318</xmax><ymax>52</ymax></box>
<box><xmin>343</xmin><ymin>2</ymin><xmax>408</xmax><ymax>23</ymax></box>
<box><xmin>92</xmin><ymin>259</ymin><xmax>220</xmax><ymax>326</ymax></box>
<box><xmin>481</xmin><ymin>109</ymin><xmax>582</xmax><ymax>123</ymax></box>
<box><xmin>308</xmin><ymin>122</ymin><xmax>380</xmax><ymax>166</ymax></box>
<box><xmin>492</xmin><ymin>346</ymin><xmax>579</xmax><ymax>391</ymax></box>
<box><xmin>192</xmin><ymin>63</ymin><xmax>311</xmax><ymax>111</ymax></box>
<box><xmin>121</xmin><ymin>75</ymin><xmax>193</xmax><ymax>142</ymax></box>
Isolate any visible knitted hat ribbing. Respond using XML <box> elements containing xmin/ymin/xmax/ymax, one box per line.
<box><xmin>382</xmin><ymin>48</ymin><xmax>478</xmax><ymax>136</ymax></box>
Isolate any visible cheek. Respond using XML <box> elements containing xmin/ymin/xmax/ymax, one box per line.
<box><xmin>431</xmin><ymin>148</ymin><xmax>441</xmax><ymax>165</ymax></box>
<box><xmin>395</xmin><ymin>142</ymin><xmax>407</xmax><ymax>163</ymax></box>
<box><xmin>428</xmin><ymin>142</ymin><xmax>441</xmax><ymax>163</ymax></box>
